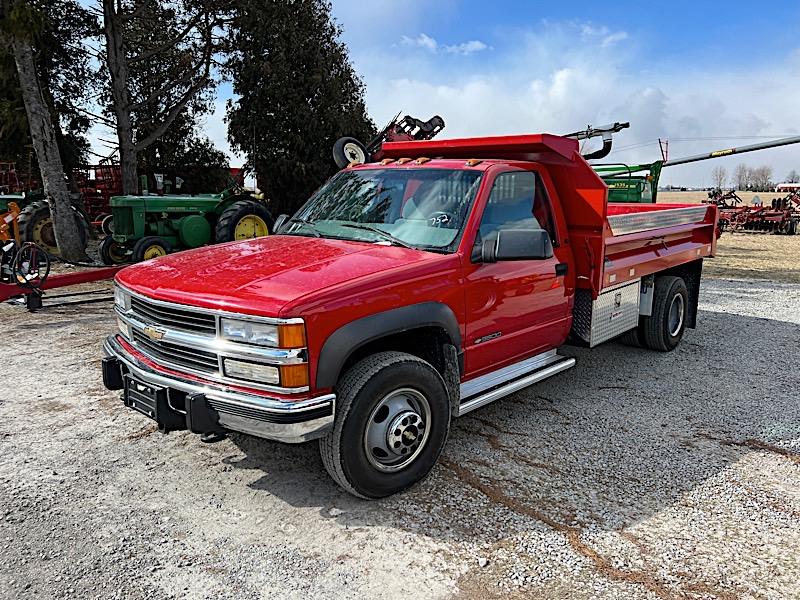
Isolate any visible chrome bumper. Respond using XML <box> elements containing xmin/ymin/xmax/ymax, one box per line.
<box><xmin>103</xmin><ymin>335</ymin><xmax>334</xmax><ymax>443</ymax></box>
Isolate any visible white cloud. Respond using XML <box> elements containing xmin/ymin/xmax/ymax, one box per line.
<box><xmin>601</xmin><ymin>31</ymin><xmax>628</xmax><ymax>47</ymax></box>
<box><xmin>400</xmin><ymin>33</ymin><xmax>491</xmax><ymax>56</ymax></box>
<box><xmin>444</xmin><ymin>40</ymin><xmax>490</xmax><ymax>55</ymax></box>
<box><xmin>353</xmin><ymin>22</ymin><xmax>800</xmax><ymax>187</ymax></box>
<box><xmin>400</xmin><ymin>33</ymin><xmax>438</xmax><ymax>51</ymax></box>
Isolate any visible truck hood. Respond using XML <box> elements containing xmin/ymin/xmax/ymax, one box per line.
<box><xmin>116</xmin><ymin>235</ymin><xmax>443</xmax><ymax>316</ymax></box>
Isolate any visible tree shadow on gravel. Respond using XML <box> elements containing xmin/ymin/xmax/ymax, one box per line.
<box><xmin>224</xmin><ymin>309</ymin><xmax>800</xmax><ymax>544</ymax></box>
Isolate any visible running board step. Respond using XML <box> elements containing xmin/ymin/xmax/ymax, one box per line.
<box><xmin>457</xmin><ymin>353</ymin><xmax>576</xmax><ymax>417</ymax></box>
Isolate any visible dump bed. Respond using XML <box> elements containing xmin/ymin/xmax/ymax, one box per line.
<box><xmin>382</xmin><ymin>134</ymin><xmax>718</xmax><ymax>297</ymax></box>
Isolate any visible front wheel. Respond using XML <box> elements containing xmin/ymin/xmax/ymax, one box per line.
<box><xmin>132</xmin><ymin>236</ymin><xmax>171</xmax><ymax>262</ymax></box>
<box><xmin>99</xmin><ymin>235</ymin><xmax>129</xmax><ymax>265</ymax></box>
<box><xmin>319</xmin><ymin>352</ymin><xmax>451</xmax><ymax>499</ymax></box>
<box><xmin>100</xmin><ymin>214</ymin><xmax>115</xmax><ymax>236</ymax></box>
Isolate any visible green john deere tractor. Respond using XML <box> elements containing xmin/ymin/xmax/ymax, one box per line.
<box><xmin>99</xmin><ymin>185</ymin><xmax>274</xmax><ymax>264</ymax></box>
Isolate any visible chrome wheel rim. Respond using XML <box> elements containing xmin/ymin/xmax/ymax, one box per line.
<box><xmin>668</xmin><ymin>294</ymin><xmax>685</xmax><ymax>337</ymax></box>
<box><xmin>364</xmin><ymin>388</ymin><xmax>431</xmax><ymax>473</ymax></box>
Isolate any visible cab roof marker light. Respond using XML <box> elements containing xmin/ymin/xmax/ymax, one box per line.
<box><xmin>465</xmin><ymin>159</ymin><xmax>483</xmax><ymax>167</ymax></box>
<box><xmin>414</xmin><ymin>157</ymin><xmax>431</xmax><ymax>164</ymax></box>
<box><xmin>396</xmin><ymin>158</ymin><xmax>413</xmax><ymax>164</ymax></box>
<box><xmin>380</xmin><ymin>158</ymin><xmax>395</xmax><ymax>165</ymax></box>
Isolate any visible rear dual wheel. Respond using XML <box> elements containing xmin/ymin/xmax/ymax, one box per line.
<box><xmin>621</xmin><ymin>276</ymin><xmax>688</xmax><ymax>352</ymax></box>
<box><xmin>319</xmin><ymin>352</ymin><xmax>451</xmax><ymax>499</ymax></box>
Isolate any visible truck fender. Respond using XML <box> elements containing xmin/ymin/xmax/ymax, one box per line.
<box><xmin>315</xmin><ymin>302</ymin><xmax>462</xmax><ymax>389</ymax></box>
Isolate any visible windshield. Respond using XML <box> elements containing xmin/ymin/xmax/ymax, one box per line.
<box><xmin>284</xmin><ymin>168</ymin><xmax>484</xmax><ymax>252</ymax></box>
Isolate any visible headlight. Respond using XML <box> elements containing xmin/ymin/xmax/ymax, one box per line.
<box><xmin>223</xmin><ymin>358</ymin><xmax>280</xmax><ymax>384</ymax></box>
<box><xmin>114</xmin><ymin>286</ymin><xmax>128</xmax><ymax>310</ymax></box>
<box><xmin>221</xmin><ymin>318</ymin><xmax>279</xmax><ymax>346</ymax></box>
<box><xmin>220</xmin><ymin>318</ymin><xmax>305</xmax><ymax>348</ymax></box>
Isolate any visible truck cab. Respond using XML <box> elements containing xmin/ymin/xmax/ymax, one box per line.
<box><xmin>102</xmin><ymin>133</ymin><xmax>717</xmax><ymax>498</ymax></box>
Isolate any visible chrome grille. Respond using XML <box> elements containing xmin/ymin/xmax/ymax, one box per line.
<box><xmin>130</xmin><ymin>296</ymin><xmax>216</xmax><ymax>334</ymax></box>
<box><xmin>132</xmin><ymin>330</ymin><xmax>219</xmax><ymax>375</ymax></box>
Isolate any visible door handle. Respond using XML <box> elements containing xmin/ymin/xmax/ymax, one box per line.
<box><xmin>555</xmin><ymin>263</ymin><xmax>568</xmax><ymax>276</ymax></box>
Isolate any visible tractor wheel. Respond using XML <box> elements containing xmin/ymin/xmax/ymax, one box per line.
<box><xmin>99</xmin><ymin>235</ymin><xmax>129</xmax><ymax>265</ymax></box>
<box><xmin>640</xmin><ymin>276</ymin><xmax>688</xmax><ymax>352</ymax></box>
<box><xmin>100</xmin><ymin>214</ymin><xmax>115</xmax><ymax>236</ymax></box>
<box><xmin>18</xmin><ymin>201</ymin><xmax>87</xmax><ymax>256</ymax></box>
<box><xmin>333</xmin><ymin>136</ymin><xmax>368</xmax><ymax>169</ymax></box>
<box><xmin>132</xmin><ymin>236</ymin><xmax>171</xmax><ymax>262</ymax></box>
<box><xmin>214</xmin><ymin>200</ymin><xmax>273</xmax><ymax>243</ymax></box>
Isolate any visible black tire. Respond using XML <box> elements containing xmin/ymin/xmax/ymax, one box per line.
<box><xmin>99</xmin><ymin>235</ymin><xmax>129</xmax><ymax>265</ymax></box>
<box><xmin>319</xmin><ymin>351</ymin><xmax>451</xmax><ymax>499</ymax></box>
<box><xmin>332</xmin><ymin>136</ymin><xmax>368</xmax><ymax>169</ymax></box>
<box><xmin>640</xmin><ymin>276</ymin><xmax>688</xmax><ymax>352</ymax></box>
<box><xmin>214</xmin><ymin>200</ymin><xmax>274</xmax><ymax>243</ymax></box>
<box><xmin>619</xmin><ymin>326</ymin><xmax>643</xmax><ymax>348</ymax></box>
<box><xmin>18</xmin><ymin>201</ymin><xmax>87</xmax><ymax>256</ymax></box>
<box><xmin>100</xmin><ymin>214</ymin><xmax>115</xmax><ymax>236</ymax></box>
<box><xmin>132</xmin><ymin>236</ymin><xmax>171</xmax><ymax>262</ymax></box>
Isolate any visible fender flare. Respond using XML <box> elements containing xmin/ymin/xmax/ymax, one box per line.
<box><xmin>315</xmin><ymin>302</ymin><xmax>462</xmax><ymax>389</ymax></box>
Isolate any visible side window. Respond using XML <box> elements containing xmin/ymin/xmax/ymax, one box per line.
<box><xmin>478</xmin><ymin>171</ymin><xmax>557</xmax><ymax>242</ymax></box>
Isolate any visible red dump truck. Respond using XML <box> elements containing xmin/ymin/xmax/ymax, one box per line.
<box><xmin>102</xmin><ymin>133</ymin><xmax>718</xmax><ymax>498</ymax></box>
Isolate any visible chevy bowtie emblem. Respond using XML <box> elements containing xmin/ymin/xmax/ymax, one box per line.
<box><xmin>143</xmin><ymin>325</ymin><xmax>166</xmax><ymax>341</ymax></box>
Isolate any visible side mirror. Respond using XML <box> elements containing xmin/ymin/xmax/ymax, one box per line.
<box><xmin>481</xmin><ymin>229</ymin><xmax>553</xmax><ymax>263</ymax></box>
<box><xmin>273</xmin><ymin>213</ymin><xmax>290</xmax><ymax>233</ymax></box>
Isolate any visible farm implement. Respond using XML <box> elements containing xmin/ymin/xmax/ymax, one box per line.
<box><xmin>708</xmin><ymin>189</ymin><xmax>800</xmax><ymax>234</ymax></box>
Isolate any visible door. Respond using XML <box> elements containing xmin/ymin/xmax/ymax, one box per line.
<box><xmin>462</xmin><ymin>169</ymin><xmax>571</xmax><ymax>376</ymax></box>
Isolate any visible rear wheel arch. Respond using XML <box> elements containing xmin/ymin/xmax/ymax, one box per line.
<box><xmin>315</xmin><ymin>302</ymin><xmax>463</xmax><ymax>390</ymax></box>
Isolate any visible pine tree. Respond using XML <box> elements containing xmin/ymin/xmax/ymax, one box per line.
<box><xmin>226</xmin><ymin>0</ymin><xmax>375</xmax><ymax>215</ymax></box>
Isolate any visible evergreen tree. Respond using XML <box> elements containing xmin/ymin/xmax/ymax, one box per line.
<box><xmin>226</xmin><ymin>0</ymin><xmax>375</xmax><ymax>215</ymax></box>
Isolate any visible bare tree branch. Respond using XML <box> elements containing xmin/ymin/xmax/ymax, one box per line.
<box><xmin>73</xmin><ymin>105</ymin><xmax>117</xmax><ymax>127</ymax></box>
<box><xmin>128</xmin><ymin>12</ymin><xmax>204</xmax><ymax>65</ymax></box>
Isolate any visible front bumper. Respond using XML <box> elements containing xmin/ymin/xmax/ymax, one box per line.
<box><xmin>102</xmin><ymin>334</ymin><xmax>334</xmax><ymax>443</ymax></box>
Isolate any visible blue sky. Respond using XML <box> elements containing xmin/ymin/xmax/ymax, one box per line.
<box><xmin>96</xmin><ymin>0</ymin><xmax>800</xmax><ymax>187</ymax></box>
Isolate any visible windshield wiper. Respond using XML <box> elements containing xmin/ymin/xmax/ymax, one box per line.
<box><xmin>285</xmin><ymin>217</ymin><xmax>321</xmax><ymax>237</ymax></box>
<box><xmin>340</xmin><ymin>223</ymin><xmax>415</xmax><ymax>249</ymax></box>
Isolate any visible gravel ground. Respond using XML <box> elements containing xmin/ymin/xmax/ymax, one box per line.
<box><xmin>0</xmin><ymin>277</ymin><xmax>798</xmax><ymax>599</ymax></box>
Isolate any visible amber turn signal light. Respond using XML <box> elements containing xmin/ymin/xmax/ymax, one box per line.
<box><xmin>278</xmin><ymin>323</ymin><xmax>306</xmax><ymax>348</ymax></box>
<box><xmin>279</xmin><ymin>364</ymin><xmax>309</xmax><ymax>388</ymax></box>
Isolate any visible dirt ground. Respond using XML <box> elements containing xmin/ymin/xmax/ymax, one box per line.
<box><xmin>1</xmin><ymin>233</ymin><xmax>799</xmax><ymax>599</ymax></box>
<box><xmin>657</xmin><ymin>191</ymin><xmax>800</xmax><ymax>284</ymax></box>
